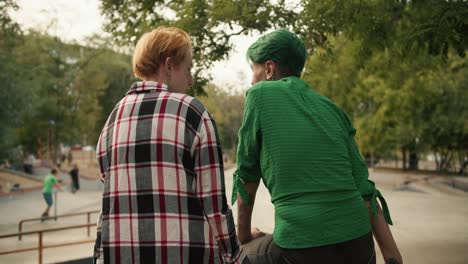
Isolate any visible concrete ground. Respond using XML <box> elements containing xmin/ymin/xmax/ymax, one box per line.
<box><xmin>225</xmin><ymin>168</ymin><xmax>468</xmax><ymax>264</ymax></box>
<box><xmin>0</xmin><ymin>167</ymin><xmax>467</xmax><ymax>263</ymax></box>
<box><xmin>0</xmin><ymin>169</ymin><xmax>102</xmax><ymax>264</ymax></box>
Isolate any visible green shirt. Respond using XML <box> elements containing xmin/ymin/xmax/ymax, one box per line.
<box><xmin>43</xmin><ymin>174</ymin><xmax>58</xmax><ymax>193</ymax></box>
<box><xmin>233</xmin><ymin>76</ymin><xmax>392</xmax><ymax>248</ymax></box>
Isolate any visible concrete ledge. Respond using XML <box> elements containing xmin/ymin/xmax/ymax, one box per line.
<box><xmin>0</xmin><ymin>186</ymin><xmax>43</xmax><ymax>197</ymax></box>
<box><xmin>452</xmin><ymin>177</ymin><xmax>468</xmax><ymax>192</ymax></box>
<box><xmin>427</xmin><ymin>178</ymin><xmax>468</xmax><ymax>195</ymax></box>
<box><xmin>0</xmin><ymin>168</ymin><xmax>42</xmax><ymax>182</ymax></box>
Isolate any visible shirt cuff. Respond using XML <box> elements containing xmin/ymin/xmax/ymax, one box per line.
<box><xmin>231</xmin><ymin>172</ymin><xmax>253</xmax><ymax>205</ymax></box>
<box><xmin>363</xmin><ymin>185</ymin><xmax>393</xmax><ymax>225</ymax></box>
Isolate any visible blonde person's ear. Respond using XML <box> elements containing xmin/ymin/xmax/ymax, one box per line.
<box><xmin>164</xmin><ymin>57</ymin><xmax>172</xmax><ymax>82</ymax></box>
<box><xmin>164</xmin><ymin>57</ymin><xmax>173</xmax><ymax>71</ymax></box>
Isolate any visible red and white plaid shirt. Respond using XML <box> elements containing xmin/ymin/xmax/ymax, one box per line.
<box><xmin>94</xmin><ymin>81</ymin><xmax>245</xmax><ymax>264</ymax></box>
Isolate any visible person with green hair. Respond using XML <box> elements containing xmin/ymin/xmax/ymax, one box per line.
<box><xmin>232</xmin><ymin>29</ymin><xmax>402</xmax><ymax>264</ymax></box>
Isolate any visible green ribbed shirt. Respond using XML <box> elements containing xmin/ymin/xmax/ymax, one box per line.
<box><xmin>232</xmin><ymin>76</ymin><xmax>392</xmax><ymax>248</ymax></box>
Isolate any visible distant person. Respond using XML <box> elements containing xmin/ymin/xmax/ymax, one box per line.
<box><xmin>459</xmin><ymin>156</ymin><xmax>468</xmax><ymax>175</ymax></box>
<box><xmin>23</xmin><ymin>153</ymin><xmax>34</xmax><ymax>174</ymax></box>
<box><xmin>56</xmin><ymin>153</ymin><xmax>65</xmax><ymax>168</ymax></box>
<box><xmin>67</xmin><ymin>151</ymin><xmax>73</xmax><ymax>166</ymax></box>
<box><xmin>1</xmin><ymin>159</ymin><xmax>11</xmax><ymax>169</ymax></box>
<box><xmin>233</xmin><ymin>29</ymin><xmax>402</xmax><ymax>264</ymax></box>
<box><xmin>69</xmin><ymin>163</ymin><xmax>80</xmax><ymax>193</ymax></box>
<box><xmin>41</xmin><ymin>168</ymin><xmax>62</xmax><ymax>219</ymax></box>
<box><xmin>94</xmin><ymin>26</ymin><xmax>246</xmax><ymax>264</ymax></box>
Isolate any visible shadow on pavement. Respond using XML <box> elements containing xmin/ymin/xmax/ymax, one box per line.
<box><xmin>58</xmin><ymin>256</ymin><xmax>93</xmax><ymax>264</ymax></box>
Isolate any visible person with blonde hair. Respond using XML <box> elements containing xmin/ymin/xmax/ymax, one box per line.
<box><xmin>233</xmin><ymin>29</ymin><xmax>402</xmax><ymax>264</ymax></box>
<box><xmin>94</xmin><ymin>26</ymin><xmax>246</xmax><ymax>264</ymax></box>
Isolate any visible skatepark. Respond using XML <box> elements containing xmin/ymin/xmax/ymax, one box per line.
<box><xmin>1</xmin><ymin>161</ymin><xmax>467</xmax><ymax>263</ymax></box>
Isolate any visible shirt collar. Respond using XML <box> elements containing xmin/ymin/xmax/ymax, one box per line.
<box><xmin>127</xmin><ymin>81</ymin><xmax>168</xmax><ymax>95</ymax></box>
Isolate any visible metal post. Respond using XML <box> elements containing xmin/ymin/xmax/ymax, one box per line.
<box><xmin>48</xmin><ymin>127</ymin><xmax>52</xmax><ymax>164</ymax></box>
<box><xmin>54</xmin><ymin>192</ymin><xmax>57</xmax><ymax>221</ymax></box>
<box><xmin>53</xmin><ymin>129</ymin><xmax>57</xmax><ymax>165</ymax></box>
<box><xmin>38</xmin><ymin>232</ymin><xmax>43</xmax><ymax>264</ymax></box>
<box><xmin>18</xmin><ymin>221</ymin><xmax>23</xmax><ymax>241</ymax></box>
<box><xmin>48</xmin><ymin>120</ymin><xmax>55</xmax><ymax>166</ymax></box>
<box><xmin>87</xmin><ymin>213</ymin><xmax>91</xmax><ymax>237</ymax></box>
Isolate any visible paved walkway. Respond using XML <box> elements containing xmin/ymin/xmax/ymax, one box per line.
<box><xmin>0</xmin><ymin>173</ymin><xmax>102</xmax><ymax>264</ymax></box>
<box><xmin>0</xmin><ymin>168</ymin><xmax>467</xmax><ymax>263</ymax></box>
<box><xmin>225</xmin><ymin>168</ymin><xmax>468</xmax><ymax>264</ymax></box>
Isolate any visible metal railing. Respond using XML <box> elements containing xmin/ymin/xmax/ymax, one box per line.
<box><xmin>0</xmin><ymin>223</ymin><xmax>96</xmax><ymax>264</ymax></box>
<box><xmin>18</xmin><ymin>209</ymin><xmax>100</xmax><ymax>240</ymax></box>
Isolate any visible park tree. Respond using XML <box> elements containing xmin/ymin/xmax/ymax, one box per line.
<box><xmin>199</xmin><ymin>84</ymin><xmax>245</xmax><ymax>161</ymax></box>
<box><xmin>98</xmin><ymin>0</ymin><xmax>467</xmax><ymax>68</ymax></box>
<box><xmin>98</xmin><ymin>0</ymin><xmax>298</xmax><ymax>94</ymax></box>
<box><xmin>419</xmin><ymin>52</ymin><xmax>468</xmax><ymax>172</ymax></box>
<box><xmin>354</xmin><ymin>49</ymin><xmax>446</xmax><ymax>170</ymax></box>
<box><xmin>297</xmin><ymin>0</ymin><xmax>468</xmax><ymax>58</ymax></box>
<box><xmin>3</xmin><ymin>0</ymin><xmax>466</xmax><ymax>172</ymax></box>
<box><xmin>12</xmin><ymin>32</ymin><xmax>98</xmax><ymax>160</ymax></box>
<box><xmin>301</xmin><ymin>0</ymin><xmax>467</xmax><ymax>171</ymax></box>
<box><xmin>91</xmin><ymin>49</ymin><xmax>135</xmax><ymax>144</ymax></box>
<box><xmin>0</xmin><ymin>0</ymin><xmax>26</xmax><ymax>159</ymax></box>
<box><xmin>304</xmin><ymin>34</ymin><xmax>467</xmax><ymax>171</ymax></box>
<box><xmin>0</xmin><ymin>26</ymin><xmax>134</xmax><ymax>162</ymax></box>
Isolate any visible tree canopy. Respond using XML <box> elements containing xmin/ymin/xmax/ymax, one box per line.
<box><xmin>99</xmin><ymin>0</ymin><xmax>298</xmax><ymax>94</ymax></box>
<box><xmin>304</xmin><ymin>34</ymin><xmax>467</xmax><ymax>171</ymax></box>
<box><xmin>0</xmin><ymin>26</ymin><xmax>134</xmax><ymax>162</ymax></box>
<box><xmin>98</xmin><ymin>0</ymin><xmax>467</xmax><ymax>86</ymax></box>
<box><xmin>1</xmin><ymin>0</ymin><xmax>466</xmax><ymax>172</ymax></box>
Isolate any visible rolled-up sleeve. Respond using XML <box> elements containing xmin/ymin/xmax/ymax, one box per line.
<box><xmin>194</xmin><ymin>111</ymin><xmax>245</xmax><ymax>264</ymax></box>
<box><xmin>346</xmin><ymin>113</ymin><xmax>393</xmax><ymax>225</ymax></box>
<box><xmin>232</xmin><ymin>87</ymin><xmax>262</xmax><ymax>205</ymax></box>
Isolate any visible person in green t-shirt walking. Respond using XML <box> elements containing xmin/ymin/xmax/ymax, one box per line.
<box><xmin>233</xmin><ymin>30</ymin><xmax>402</xmax><ymax>264</ymax></box>
<box><xmin>42</xmin><ymin>168</ymin><xmax>62</xmax><ymax>219</ymax></box>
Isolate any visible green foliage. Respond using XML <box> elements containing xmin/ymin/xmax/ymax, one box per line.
<box><xmin>2</xmin><ymin>0</ymin><xmax>467</xmax><ymax>171</ymax></box>
<box><xmin>304</xmin><ymin>33</ymin><xmax>467</xmax><ymax>171</ymax></box>
<box><xmin>403</xmin><ymin>0</ymin><xmax>468</xmax><ymax>57</ymax></box>
<box><xmin>296</xmin><ymin>0</ymin><xmax>468</xmax><ymax>58</ymax></box>
<box><xmin>198</xmin><ymin>84</ymin><xmax>245</xmax><ymax>161</ymax></box>
<box><xmin>0</xmin><ymin>0</ymin><xmax>22</xmax><ymax>44</ymax></box>
<box><xmin>419</xmin><ymin>53</ymin><xmax>468</xmax><ymax>171</ymax></box>
<box><xmin>0</xmin><ymin>29</ymin><xmax>134</xmax><ymax>160</ymax></box>
<box><xmin>0</xmin><ymin>0</ymin><xmax>24</xmax><ymax>158</ymax></box>
<box><xmin>99</xmin><ymin>0</ymin><xmax>298</xmax><ymax>94</ymax></box>
<box><xmin>298</xmin><ymin>1</ymin><xmax>467</xmax><ymax>171</ymax></box>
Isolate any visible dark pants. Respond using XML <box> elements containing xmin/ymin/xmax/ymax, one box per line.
<box><xmin>71</xmin><ymin>174</ymin><xmax>80</xmax><ymax>190</ymax></box>
<box><xmin>242</xmin><ymin>232</ymin><xmax>375</xmax><ymax>264</ymax></box>
<box><xmin>24</xmin><ymin>164</ymin><xmax>33</xmax><ymax>174</ymax></box>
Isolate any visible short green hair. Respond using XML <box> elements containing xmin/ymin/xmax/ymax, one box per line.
<box><xmin>247</xmin><ymin>29</ymin><xmax>307</xmax><ymax>77</ymax></box>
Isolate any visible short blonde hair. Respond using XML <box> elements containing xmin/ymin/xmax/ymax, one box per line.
<box><xmin>132</xmin><ymin>26</ymin><xmax>191</xmax><ymax>80</ymax></box>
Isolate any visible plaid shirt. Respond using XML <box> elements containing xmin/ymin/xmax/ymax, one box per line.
<box><xmin>94</xmin><ymin>81</ymin><xmax>245</xmax><ymax>264</ymax></box>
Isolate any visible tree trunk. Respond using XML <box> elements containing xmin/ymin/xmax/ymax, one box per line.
<box><xmin>409</xmin><ymin>151</ymin><xmax>418</xmax><ymax>170</ymax></box>
<box><xmin>395</xmin><ymin>151</ymin><xmax>398</xmax><ymax>169</ymax></box>
<box><xmin>402</xmin><ymin>147</ymin><xmax>407</xmax><ymax>170</ymax></box>
<box><xmin>434</xmin><ymin>151</ymin><xmax>440</xmax><ymax>171</ymax></box>
<box><xmin>408</xmin><ymin>144</ymin><xmax>418</xmax><ymax>170</ymax></box>
<box><xmin>439</xmin><ymin>150</ymin><xmax>452</xmax><ymax>173</ymax></box>
<box><xmin>440</xmin><ymin>151</ymin><xmax>447</xmax><ymax>172</ymax></box>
